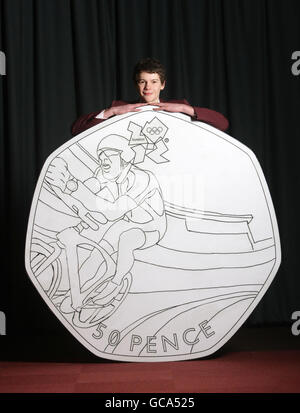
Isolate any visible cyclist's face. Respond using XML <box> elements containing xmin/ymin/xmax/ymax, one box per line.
<box><xmin>99</xmin><ymin>150</ymin><xmax>122</xmax><ymax>180</ymax></box>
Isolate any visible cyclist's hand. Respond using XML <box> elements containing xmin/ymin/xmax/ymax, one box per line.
<box><xmin>45</xmin><ymin>157</ymin><xmax>72</xmax><ymax>192</ymax></box>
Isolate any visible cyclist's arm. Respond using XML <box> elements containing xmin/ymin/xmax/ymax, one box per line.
<box><xmin>72</xmin><ymin>181</ymin><xmax>138</xmax><ymax>221</ymax></box>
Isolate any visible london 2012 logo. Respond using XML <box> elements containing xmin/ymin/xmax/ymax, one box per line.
<box><xmin>25</xmin><ymin>108</ymin><xmax>281</xmax><ymax>362</ymax></box>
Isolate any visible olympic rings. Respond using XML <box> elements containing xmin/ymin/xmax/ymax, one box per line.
<box><xmin>146</xmin><ymin>126</ymin><xmax>163</xmax><ymax>135</ymax></box>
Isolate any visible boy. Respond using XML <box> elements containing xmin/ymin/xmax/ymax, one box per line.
<box><xmin>71</xmin><ymin>57</ymin><xmax>229</xmax><ymax>136</ymax></box>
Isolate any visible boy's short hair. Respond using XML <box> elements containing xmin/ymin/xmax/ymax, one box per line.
<box><xmin>132</xmin><ymin>57</ymin><xmax>166</xmax><ymax>84</ymax></box>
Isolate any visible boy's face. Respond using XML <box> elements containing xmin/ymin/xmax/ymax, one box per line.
<box><xmin>136</xmin><ymin>71</ymin><xmax>165</xmax><ymax>104</ymax></box>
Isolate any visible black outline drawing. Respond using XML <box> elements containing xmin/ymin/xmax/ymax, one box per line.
<box><xmin>25</xmin><ymin>110</ymin><xmax>281</xmax><ymax>362</ymax></box>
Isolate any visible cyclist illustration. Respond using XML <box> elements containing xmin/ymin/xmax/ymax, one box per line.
<box><xmin>44</xmin><ymin>134</ymin><xmax>167</xmax><ymax>325</ymax></box>
<box><xmin>26</xmin><ymin>109</ymin><xmax>280</xmax><ymax>362</ymax></box>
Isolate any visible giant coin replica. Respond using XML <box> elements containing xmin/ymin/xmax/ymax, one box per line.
<box><xmin>25</xmin><ymin>107</ymin><xmax>281</xmax><ymax>362</ymax></box>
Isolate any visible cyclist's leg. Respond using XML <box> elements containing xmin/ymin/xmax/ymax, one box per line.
<box><xmin>112</xmin><ymin>227</ymin><xmax>146</xmax><ymax>285</ymax></box>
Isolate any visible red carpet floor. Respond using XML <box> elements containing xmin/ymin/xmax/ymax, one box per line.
<box><xmin>0</xmin><ymin>350</ymin><xmax>300</xmax><ymax>393</ymax></box>
<box><xmin>0</xmin><ymin>327</ymin><xmax>299</xmax><ymax>393</ymax></box>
